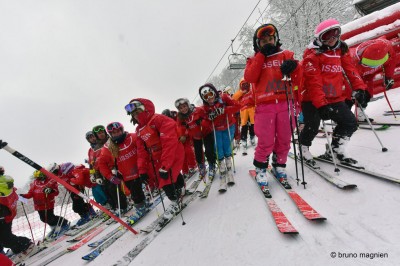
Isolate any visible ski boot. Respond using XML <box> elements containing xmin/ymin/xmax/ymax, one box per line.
<box><xmin>255</xmin><ymin>167</ymin><xmax>271</xmax><ymax>198</ymax></box>
<box><xmin>76</xmin><ymin>213</ymin><xmax>91</xmax><ymax>226</ymax></box>
<box><xmin>272</xmin><ymin>165</ymin><xmax>291</xmax><ymax>189</ymax></box>
<box><xmin>198</xmin><ymin>163</ymin><xmax>207</xmax><ymax>180</ymax></box>
<box><xmin>11</xmin><ymin>242</ymin><xmax>40</xmax><ymax>264</ymax></box>
<box><xmin>218</xmin><ymin>159</ymin><xmax>227</xmax><ymax>192</ymax></box>
<box><xmin>208</xmin><ymin>163</ymin><xmax>216</xmax><ymax>180</ymax></box>
<box><xmin>250</xmin><ymin>136</ymin><xmax>256</xmax><ymax>146</ymax></box>
<box><xmin>225</xmin><ymin>157</ymin><xmax>235</xmax><ymax>186</ymax></box>
<box><xmin>331</xmin><ymin>137</ymin><xmax>362</xmax><ymax>168</ymax></box>
<box><xmin>240</xmin><ymin>139</ymin><xmax>248</xmax><ymax>156</ymax></box>
<box><xmin>157</xmin><ymin>200</ymin><xmax>180</xmax><ymax>229</ymax></box>
<box><xmin>300</xmin><ymin>145</ymin><xmax>319</xmax><ymax>169</ymax></box>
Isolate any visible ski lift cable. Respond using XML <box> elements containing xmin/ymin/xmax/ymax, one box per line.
<box><xmin>278</xmin><ymin>0</ymin><xmax>310</xmax><ymax>29</ymax></box>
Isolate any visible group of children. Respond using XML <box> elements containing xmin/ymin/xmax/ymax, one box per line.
<box><xmin>0</xmin><ymin>17</ymin><xmax>396</xmax><ymax>264</ymax></box>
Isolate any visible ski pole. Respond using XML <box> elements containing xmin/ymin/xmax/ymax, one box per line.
<box><xmin>226</xmin><ymin>115</ymin><xmax>236</xmax><ymax>173</ymax></box>
<box><xmin>43</xmin><ymin>194</ymin><xmax>48</xmax><ymax>241</ymax></box>
<box><xmin>168</xmin><ymin>169</ymin><xmax>186</xmax><ymax>226</ymax></box>
<box><xmin>0</xmin><ymin>140</ymin><xmax>139</xmax><ymax>235</ymax></box>
<box><xmin>283</xmin><ymin>76</ymin><xmax>301</xmax><ymax>186</ymax></box>
<box><xmin>211</xmin><ymin>120</ymin><xmax>220</xmax><ymax>175</ymax></box>
<box><xmin>382</xmin><ymin>67</ymin><xmax>397</xmax><ymax>119</ymax></box>
<box><xmin>54</xmin><ymin>192</ymin><xmax>71</xmax><ymax>237</ymax></box>
<box><xmin>21</xmin><ymin>201</ymin><xmax>35</xmax><ymax>244</ymax></box>
<box><xmin>356</xmin><ymin>104</ymin><xmax>388</xmax><ymax>152</ymax></box>
<box><xmin>146</xmin><ymin>184</ymin><xmax>160</xmax><ymax>217</ymax></box>
<box><xmin>321</xmin><ymin>120</ymin><xmax>340</xmax><ymax>174</ymax></box>
<box><xmin>116</xmin><ymin>185</ymin><xmax>122</xmax><ymax>218</ymax></box>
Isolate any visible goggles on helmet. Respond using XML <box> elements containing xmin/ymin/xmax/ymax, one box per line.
<box><xmin>175</xmin><ymin>98</ymin><xmax>189</xmax><ymax>109</ymax></box>
<box><xmin>106</xmin><ymin>122</ymin><xmax>124</xmax><ymax>133</ymax></box>
<box><xmin>320</xmin><ymin>27</ymin><xmax>341</xmax><ymax>43</ymax></box>
<box><xmin>125</xmin><ymin>101</ymin><xmax>144</xmax><ymax>115</ymax></box>
<box><xmin>93</xmin><ymin>125</ymin><xmax>105</xmax><ymax>133</ymax></box>
<box><xmin>200</xmin><ymin>87</ymin><xmax>216</xmax><ymax>100</ymax></box>
<box><xmin>256</xmin><ymin>25</ymin><xmax>276</xmax><ymax>39</ymax></box>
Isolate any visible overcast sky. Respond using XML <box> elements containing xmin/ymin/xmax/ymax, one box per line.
<box><xmin>0</xmin><ymin>0</ymin><xmax>264</xmax><ymax>188</ymax></box>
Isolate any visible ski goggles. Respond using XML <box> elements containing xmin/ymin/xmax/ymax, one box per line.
<box><xmin>360</xmin><ymin>53</ymin><xmax>389</xmax><ymax>68</ymax></box>
<box><xmin>125</xmin><ymin>101</ymin><xmax>144</xmax><ymax>115</ymax></box>
<box><xmin>175</xmin><ymin>98</ymin><xmax>189</xmax><ymax>108</ymax></box>
<box><xmin>320</xmin><ymin>27</ymin><xmax>341</xmax><ymax>42</ymax></box>
<box><xmin>93</xmin><ymin>125</ymin><xmax>105</xmax><ymax>133</ymax></box>
<box><xmin>256</xmin><ymin>25</ymin><xmax>276</xmax><ymax>39</ymax></box>
<box><xmin>106</xmin><ymin>122</ymin><xmax>123</xmax><ymax>132</ymax></box>
<box><xmin>200</xmin><ymin>87</ymin><xmax>216</xmax><ymax>100</ymax></box>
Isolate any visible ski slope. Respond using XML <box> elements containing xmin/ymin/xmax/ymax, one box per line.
<box><xmin>22</xmin><ymin>89</ymin><xmax>400</xmax><ymax>266</ymax></box>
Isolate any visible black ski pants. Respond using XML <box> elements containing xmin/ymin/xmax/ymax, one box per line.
<box><xmin>104</xmin><ymin>179</ymin><xmax>127</xmax><ymax>210</ymax></box>
<box><xmin>240</xmin><ymin>123</ymin><xmax>255</xmax><ymax>141</ymax></box>
<box><xmin>163</xmin><ymin>174</ymin><xmax>185</xmax><ymax>201</ymax></box>
<box><xmin>193</xmin><ymin>133</ymin><xmax>216</xmax><ymax>166</ymax></box>
<box><xmin>299</xmin><ymin>101</ymin><xmax>358</xmax><ymax>147</ymax></box>
<box><xmin>125</xmin><ymin>179</ymin><xmax>145</xmax><ymax>205</ymax></box>
<box><xmin>37</xmin><ymin>209</ymin><xmax>69</xmax><ymax>227</ymax></box>
<box><xmin>71</xmin><ymin>190</ymin><xmax>92</xmax><ymax>217</ymax></box>
<box><xmin>0</xmin><ymin>221</ymin><xmax>31</xmax><ymax>254</ymax></box>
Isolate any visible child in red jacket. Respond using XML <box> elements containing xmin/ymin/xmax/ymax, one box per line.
<box><xmin>21</xmin><ymin>170</ymin><xmax>70</xmax><ymax>235</ymax></box>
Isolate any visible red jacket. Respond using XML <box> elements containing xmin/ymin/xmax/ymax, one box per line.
<box><xmin>302</xmin><ymin>42</ymin><xmax>367</xmax><ymax>108</ymax></box>
<box><xmin>22</xmin><ymin>179</ymin><xmax>59</xmax><ymax>211</ymax></box>
<box><xmin>133</xmin><ymin>98</ymin><xmax>185</xmax><ymax>188</ymax></box>
<box><xmin>176</xmin><ymin>106</ymin><xmax>213</xmax><ymax>140</ymax></box>
<box><xmin>0</xmin><ymin>188</ymin><xmax>18</xmax><ymax>223</ymax></box>
<box><xmin>98</xmin><ymin>133</ymin><xmax>140</xmax><ymax>182</ymax></box>
<box><xmin>88</xmin><ymin>146</ymin><xmax>102</xmax><ymax>170</ymax></box>
<box><xmin>69</xmin><ymin>165</ymin><xmax>95</xmax><ymax>188</ymax></box>
<box><xmin>202</xmin><ymin>94</ymin><xmax>241</xmax><ymax>131</ymax></box>
<box><xmin>244</xmin><ymin>50</ymin><xmax>302</xmax><ymax>106</ymax></box>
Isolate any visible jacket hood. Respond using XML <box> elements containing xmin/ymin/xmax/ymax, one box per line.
<box><xmin>129</xmin><ymin>98</ymin><xmax>155</xmax><ymax>126</ymax></box>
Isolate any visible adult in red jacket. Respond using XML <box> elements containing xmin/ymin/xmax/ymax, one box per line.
<box><xmin>125</xmin><ymin>98</ymin><xmax>185</xmax><ymax>221</ymax></box>
<box><xmin>0</xmin><ymin>175</ymin><xmax>33</xmax><ymax>258</ymax></box>
<box><xmin>20</xmin><ymin>170</ymin><xmax>70</xmax><ymax>229</ymax></box>
<box><xmin>347</xmin><ymin>37</ymin><xmax>396</xmax><ymax>121</ymax></box>
<box><xmin>299</xmin><ymin>19</ymin><xmax>368</xmax><ymax>166</ymax></box>
<box><xmin>244</xmin><ymin>23</ymin><xmax>301</xmax><ymax>189</ymax></box>
<box><xmin>98</xmin><ymin>122</ymin><xmax>148</xmax><ymax>211</ymax></box>
<box><xmin>175</xmin><ymin>98</ymin><xmax>215</xmax><ymax>179</ymax></box>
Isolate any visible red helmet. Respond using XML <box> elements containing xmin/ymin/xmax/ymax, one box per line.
<box><xmin>357</xmin><ymin>39</ymin><xmax>389</xmax><ymax>68</ymax></box>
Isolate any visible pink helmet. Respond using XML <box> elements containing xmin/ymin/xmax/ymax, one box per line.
<box><xmin>314</xmin><ymin>19</ymin><xmax>341</xmax><ymax>40</ymax></box>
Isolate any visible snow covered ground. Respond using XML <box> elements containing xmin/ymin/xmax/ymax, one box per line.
<box><xmin>23</xmin><ymin>89</ymin><xmax>400</xmax><ymax>266</ymax></box>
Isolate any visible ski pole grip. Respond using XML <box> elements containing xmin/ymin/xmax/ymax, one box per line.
<box><xmin>0</xmin><ymin>140</ymin><xmax>8</xmax><ymax>149</ymax></box>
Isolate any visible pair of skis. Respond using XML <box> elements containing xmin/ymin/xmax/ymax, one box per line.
<box><xmin>249</xmin><ymin>169</ymin><xmax>326</xmax><ymax>234</ymax></box>
<box><xmin>111</xmin><ymin>179</ymin><xmax>203</xmax><ymax>265</ymax></box>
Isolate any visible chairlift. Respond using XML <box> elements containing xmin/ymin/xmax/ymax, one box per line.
<box><xmin>228</xmin><ymin>40</ymin><xmax>247</xmax><ymax>70</ymax></box>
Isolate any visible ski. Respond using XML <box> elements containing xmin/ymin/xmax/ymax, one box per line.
<box><xmin>64</xmin><ymin>215</ymin><xmax>103</xmax><ymax>236</ymax></box>
<box><xmin>358</xmin><ymin>121</ymin><xmax>400</xmax><ymax>126</ymax></box>
<box><xmin>140</xmin><ymin>179</ymin><xmax>202</xmax><ymax>233</ymax></box>
<box><xmin>86</xmin><ymin>194</ymin><xmax>163</xmax><ymax>250</ymax></box>
<box><xmin>186</xmin><ymin>179</ymin><xmax>201</xmax><ymax>195</ymax></box>
<box><xmin>82</xmin><ymin>228</ymin><xmax>126</xmax><ymax>261</ymax></box>
<box><xmin>384</xmin><ymin>110</ymin><xmax>400</xmax><ymax>113</ymax></box>
<box><xmin>369</xmin><ymin>95</ymin><xmax>384</xmax><ymax>102</ymax></box>
<box><xmin>288</xmin><ymin>152</ymin><xmax>357</xmax><ymax>190</ymax></box>
<box><xmin>39</xmin><ymin>225</ymin><xmax>105</xmax><ymax>265</ymax></box>
<box><xmin>67</xmin><ymin>224</ymin><xmax>103</xmax><ymax>242</ymax></box>
<box><xmin>268</xmin><ymin>168</ymin><xmax>326</xmax><ymax>221</ymax></box>
<box><xmin>112</xmin><ymin>189</ymin><xmax>201</xmax><ymax>265</ymax></box>
<box><xmin>249</xmin><ymin>170</ymin><xmax>299</xmax><ymax>234</ymax></box>
<box><xmin>382</xmin><ymin>112</ymin><xmax>400</xmax><ymax>116</ymax></box>
<box><xmin>314</xmin><ymin>156</ymin><xmax>400</xmax><ymax>185</ymax></box>
<box><xmin>358</xmin><ymin>124</ymin><xmax>391</xmax><ymax>131</ymax></box>
<box><xmin>199</xmin><ymin>173</ymin><xmax>215</xmax><ymax>198</ymax></box>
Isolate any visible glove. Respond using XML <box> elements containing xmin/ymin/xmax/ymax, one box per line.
<box><xmin>215</xmin><ymin>107</ymin><xmax>224</xmax><ymax>116</ymax></box>
<box><xmin>19</xmin><ymin>194</ymin><xmax>26</xmax><ymax>198</ymax></box>
<box><xmin>280</xmin><ymin>60</ymin><xmax>298</xmax><ymax>76</ymax></box>
<box><xmin>318</xmin><ymin>105</ymin><xmax>333</xmax><ymax>120</ymax></box>
<box><xmin>352</xmin><ymin>90</ymin><xmax>370</xmax><ymax>108</ymax></box>
<box><xmin>384</xmin><ymin>77</ymin><xmax>394</xmax><ymax>90</ymax></box>
<box><xmin>179</xmin><ymin>136</ymin><xmax>187</xmax><ymax>143</ymax></box>
<box><xmin>195</xmin><ymin>118</ymin><xmax>202</xmax><ymax>125</ymax></box>
<box><xmin>43</xmin><ymin>188</ymin><xmax>53</xmax><ymax>194</ymax></box>
<box><xmin>90</xmin><ymin>174</ymin><xmax>96</xmax><ymax>183</ymax></box>
<box><xmin>139</xmin><ymin>173</ymin><xmax>149</xmax><ymax>183</ymax></box>
<box><xmin>208</xmin><ymin>111</ymin><xmax>217</xmax><ymax>121</ymax></box>
<box><xmin>260</xmin><ymin>43</ymin><xmax>278</xmax><ymax>56</ymax></box>
<box><xmin>110</xmin><ymin>175</ymin><xmax>121</xmax><ymax>185</ymax></box>
<box><xmin>159</xmin><ymin>168</ymin><xmax>169</xmax><ymax>180</ymax></box>
<box><xmin>95</xmin><ymin>178</ymin><xmax>103</xmax><ymax>185</ymax></box>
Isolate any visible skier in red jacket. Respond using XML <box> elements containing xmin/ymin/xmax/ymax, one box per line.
<box><xmin>347</xmin><ymin>37</ymin><xmax>396</xmax><ymax>121</ymax></box>
<box><xmin>244</xmin><ymin>23</ymin><xmax>301</xmax><ymax>193</ymax></box>
<box><xmin>299</xmin><ymin>19</ymin><xmax>368</xmax><ymax>166</ymax></box>
<box><xmin>125</xmin><ymin>98</ymin><xmax>185</xmax><ymax>225</ymax></box>
<box><xmin>20</xmin><ymin>170</ymin><xmax>70</xmax><ymax>234</ymax></box>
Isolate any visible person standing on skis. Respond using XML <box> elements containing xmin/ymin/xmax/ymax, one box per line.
<box><xmin>174</xmin><ymin>98</ymin><xmax>216</xmax><ymax>180</ymax></box>
<box><xmin>232</xmin><ymin>79</ymin><xmax>256</xmax><ymax>155</ymax></box>
<box><xmin>125</xmin><ymin>98</ymin><xmax>185</xmax><ymax>225</ymax></box>
<box><xmin>19</xmin><ymin>170</ymin><xmax>70</xmax><ymax>237</ymax></box>
<box><xmin>198</xmin><ymin>83</ymin><xmax>240</xmax><ymax>192</ymax></box>
<box><xmin>244</xmin><ymin>23</ymin><xmax>302</xmax><ymax>195</ymax></box>
<box><xmin>299</xmin><ymin>19</ymin><xmax>368</xmax><ymax>166</ymax></box>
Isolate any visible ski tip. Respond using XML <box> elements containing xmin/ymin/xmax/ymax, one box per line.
<box><xmin>343</xmin><ymin>184</ymin><xmax>357</xmax><ymax>189</ymax></box>
<box><xmin>283</xmin><ymin>230</ymin><xmax>299</xmax><ymax>235</ymax></box>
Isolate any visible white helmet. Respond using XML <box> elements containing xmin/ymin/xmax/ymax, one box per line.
<box><xmin>47</xmin><ymin>162</ymin><xmax>60</xmax><ymax>174</ymax></box>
